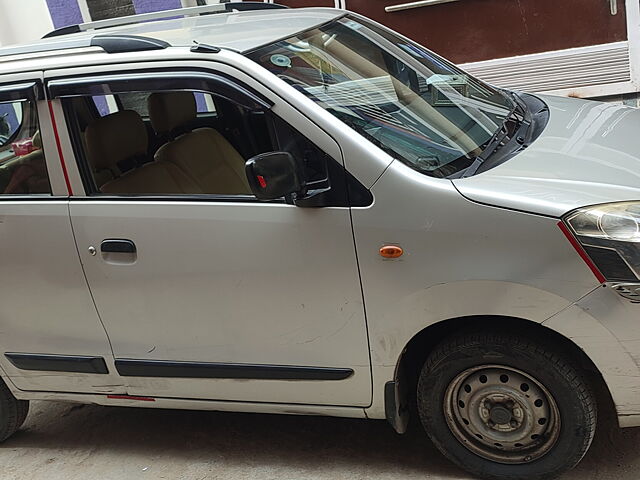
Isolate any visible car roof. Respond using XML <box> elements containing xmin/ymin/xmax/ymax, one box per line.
<box><xmin>0</xmin><ymin>7</ymin><xmax>344</xmax><ymax>59</ymax></box>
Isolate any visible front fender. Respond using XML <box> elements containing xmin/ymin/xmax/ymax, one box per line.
<box><xmin>365</xmin><ymin>281</ymin><xmax>640</xmax><ymax>428</ymax></box>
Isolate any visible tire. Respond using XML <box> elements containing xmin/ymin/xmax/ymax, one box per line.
<box><xmin>0</xmin><ymin>378</ymin><xmax>29</xmax><ymax>442</ymax></box>
<box><xmin>417</xmin><ymin>331</ymin><xmax>596</xmax><ymax>480</ymax></box>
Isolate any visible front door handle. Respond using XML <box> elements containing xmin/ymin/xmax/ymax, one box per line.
<box><xmin>101</xmin><ymin>239</ymin><xmax>136</xmax><ymax>254</ymax></box>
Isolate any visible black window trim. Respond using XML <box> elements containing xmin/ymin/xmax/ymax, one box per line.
<box><xmin>0</xmin><ymin>195</ymin><xmax>66</xmax><ymax>202</ymax></box>
<box><xmin>70</xmin><ymin>194</ymin><xmax>287</xmax><ymax>205</ymax></box>
<box><xmin>47</xmin><ymin>70</ymin><xmax>272</xmax><ymax>112</ymax></box>
<box><xmin>0</xmin><ymin>80</ymin><xmax>43</xmax><ymax>103</ymax></box>
<box><xmin>60</xmin><ymin>97</ymin><xmax>99</xmax><ymax>194</ymax></box>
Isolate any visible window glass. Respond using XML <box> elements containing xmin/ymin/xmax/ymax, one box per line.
<box><xmin>0</xmin><ymin>102</ymin><xmax>22</xmax><ymax>144</ymax></box>
<box><xmin>117</xmin><ymin>92</ymin><xmax>148</xmax><ymax>117</ymax></box>
<box><xmin>104</xmin><ymin>92</ymin><xmax>217</xmax><ymax>118</ymax></box>
<box><xmin>64</xmin><ymin>89</ymin><xmax>329</xmax><ymax>200</ymax></box>
<box><xmin>247</xmin><ymin>16</ymin><xmax>515</xmax><ymax>178</ymax></box>
<box><xmin>0</xmin><ymin>99</ymin><xmax>51</xmax><ymax>195</ymax></box>
<box><xmin>195</xmin><ymin>93</ymin><xmax>216</xmax><ymax>114</ymax></box>
<box><xmin>92</xmin><ymin>95</ymin><xmax>118</xmax><ymax>116</ymax></box>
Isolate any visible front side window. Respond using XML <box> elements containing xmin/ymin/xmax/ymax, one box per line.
<box><xmin>248</xmin><ymin>16</ymin><xmax>515</xmax><ymax>178</ymax></box>
<box><xmin>63</xmin><ymin>86</ymin><xmax>339</xmax><ymax>201</ymax></box>
<box><xmin>0</xmin><ymin>99</ymin><xmax>51</xmax><ymax>195</ymax></box>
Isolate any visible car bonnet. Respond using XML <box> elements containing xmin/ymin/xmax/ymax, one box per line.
<box><xmin>452</xmin><ymin>94</ymin><xmax>640</xmax><ymax>217</ymax></box>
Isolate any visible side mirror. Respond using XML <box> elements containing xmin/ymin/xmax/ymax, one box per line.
<box><xmin>245</xmin><ymin>151</ymin><xmax>305</xmax><ymax>200</ymax></box>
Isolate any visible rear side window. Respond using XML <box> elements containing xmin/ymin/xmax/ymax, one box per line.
<box><xmin>0</xmin><ymin>99</ymin><xmax>51</xmax><ymax>195</ymax></box>
<box><xmin>0</xmin><ymin>101</ymin><xmax>22</xmax><ymax>144</ymax></box>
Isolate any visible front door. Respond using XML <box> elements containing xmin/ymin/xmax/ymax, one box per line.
<box><xmin>55</xmin><ymin>70</ymin><xmax>371</xmax><ymax>406</ymax></box>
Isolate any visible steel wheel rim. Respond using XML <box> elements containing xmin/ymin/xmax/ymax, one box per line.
<box><xmin>443</xmin><ymin>364</ymin><xmax>561</xmax><ymax>464</ymax></box>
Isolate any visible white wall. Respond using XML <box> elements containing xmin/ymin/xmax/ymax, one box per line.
<box><xmin>0</xmin><ymin>0</ymin><xmax>54</xmax><ymax>47</ymax></box>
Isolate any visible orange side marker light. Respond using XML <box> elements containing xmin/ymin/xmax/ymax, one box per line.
<box><xmin>380</xmin><ymin>245</ymin><xmax>403</xmax><ymax>259</ymax></box>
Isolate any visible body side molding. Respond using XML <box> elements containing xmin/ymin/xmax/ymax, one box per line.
<box><xmin>115</xmin><ymin>359</ymin><xmax>354</xmax><ymax>380</ymax></box>
<box><xmin>5</xmin><ymin>353</ymin><xmax>109</xmax><ymax>374</ymax></box>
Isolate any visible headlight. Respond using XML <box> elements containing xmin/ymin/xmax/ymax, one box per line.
<box><xmin>562</xmin><ymin>202</ymin><xmax>640</xmax><ymax>283</ymax></box>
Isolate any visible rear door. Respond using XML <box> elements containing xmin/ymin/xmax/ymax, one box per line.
<box><xmin>0</xmin><ymin>77</ymin><xmax>123</xmax><ymax>394</ymax></box>
<box><xmin>49</xmin><ymin>65</ymin><xmax>372</xmax><ymax>407</ymax></box>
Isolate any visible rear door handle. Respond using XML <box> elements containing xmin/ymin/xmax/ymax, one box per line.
<box><xmin>100</xmin><ymin>239</ymin><xmax>136</xmax><ymax>254</ymax></box>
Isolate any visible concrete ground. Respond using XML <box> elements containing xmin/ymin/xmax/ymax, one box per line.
<box><xmin>0</xmin><ymin>401</ymin><xmax>637</xmax><ymax>480</ymax></box>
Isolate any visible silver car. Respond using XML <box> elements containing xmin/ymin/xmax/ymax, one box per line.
<box><xmin>0</xmin><ymin>3</ymin><xmax>638</xmax><ymax>479</ymax></box>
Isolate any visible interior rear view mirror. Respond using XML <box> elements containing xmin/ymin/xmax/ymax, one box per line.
<box><xmin>245</xmin><ymin>151</ymin><xmax>305</xmax><ymax>201</ymax></box>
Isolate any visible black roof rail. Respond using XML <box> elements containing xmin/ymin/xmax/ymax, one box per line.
<box><xmin>90</xmin><ymin>35</ymin><xmax>170</xmax><ymax>54</ymax></box>
<box><xmin>0</xmin><ymin>33</ymin><xmax>170</xmax><ymax>59</ymax></box>
<box><xmin>42</xmin><ymin>2</ymin><xmax>288</xmax><ymax>39</ymax></box>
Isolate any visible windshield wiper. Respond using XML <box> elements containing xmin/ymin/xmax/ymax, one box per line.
<box><xmin>461</xmin><ymin>93</ymin><xmax>527</xmax><ymax>177</ymax></box>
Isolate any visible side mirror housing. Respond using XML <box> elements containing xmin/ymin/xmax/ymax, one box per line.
<box><xmin>245</xmin><ymin>151</ymin><xmax>304</xmax><ymax>200</ymax></box>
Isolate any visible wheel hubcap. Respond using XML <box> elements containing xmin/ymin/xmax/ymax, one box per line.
<box><xmin>443</xmin><ymin>365</ymin><xmax>561</xmax><ymax>464</ymax></box>
<box><xmin>488</xmin><ymin>405</ymin><xmax>512</xmax><ymax>425</ymax></box>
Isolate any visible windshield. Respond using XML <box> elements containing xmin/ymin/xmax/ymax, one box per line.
<box><xmin>247</xmin><ymin>15</ymin><xmax>515</xmax><ymax>178</ymax></box>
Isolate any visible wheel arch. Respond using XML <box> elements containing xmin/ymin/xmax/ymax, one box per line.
<box><xmin>387</xmin><ymin>315</ymin><xmax>616</xmax><ymax>433</ymax></box>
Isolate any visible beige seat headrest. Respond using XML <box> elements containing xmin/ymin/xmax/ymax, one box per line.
<box><xmin>85</xmin><ymin>110</ymin><xmax>148</xmax><ymax>171</ymax></box>
<box><xmin>148</xmin><ymin>91</ymin><xmax>197</xmax><ymax>136</ymax></box>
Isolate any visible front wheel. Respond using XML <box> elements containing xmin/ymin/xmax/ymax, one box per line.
<box><xmin>417</xmin><ymin>331</ymin><xmax>597</xmax><ymax>480</ymax></box>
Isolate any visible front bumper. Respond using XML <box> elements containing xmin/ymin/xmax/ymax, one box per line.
<box><xmin>543</xmin><ymin>284</ymin><xmax>640</xmax><ymax>427</ymax></box>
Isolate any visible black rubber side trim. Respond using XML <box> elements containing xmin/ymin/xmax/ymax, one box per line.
<box><xmin>5</xmin><ymin>353</ymin><xmax>109</xmax><ymax>374</ymax></box>
<box><xmin>115</xmin><ymin>359</ymin><xmax>354</xmax><ymax>380</ymax></box>
<box><xmin>69</xmin><ymin>194</ymin><xmax>284</xmax><ymax>204</ymax></box>
<box><xmin>90</xmin><ymin>35</ymin><xmax>171</xmax><ymax>53</ymax></box>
